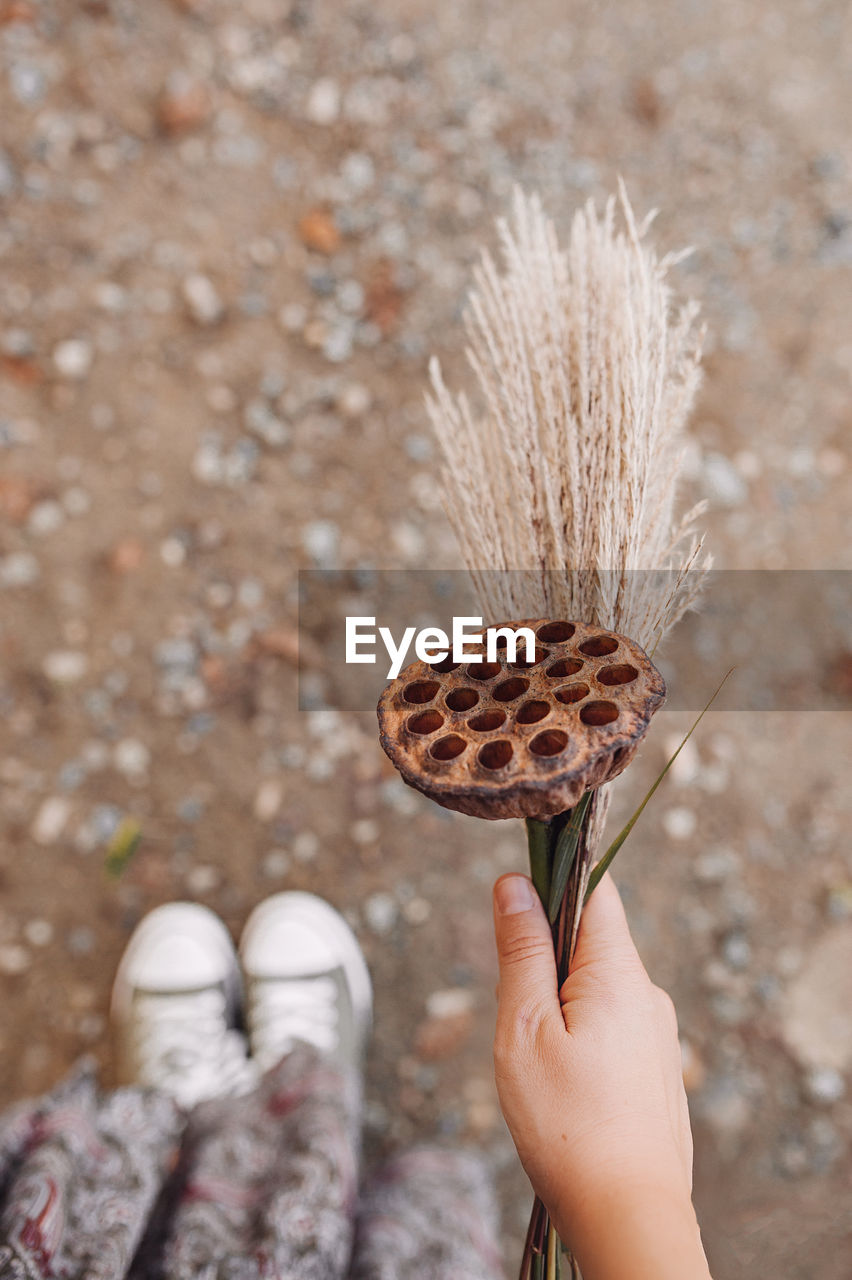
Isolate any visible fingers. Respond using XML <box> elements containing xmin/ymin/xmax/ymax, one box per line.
<box><xmin>570</xmin><ymin>872</ymin><xmax>644</xmax><ymax>975</ymax></box>
<box><xmin>492</xmin><ymin>875</ymin><xmax>561</xmax><ymax>1051</ymax></box>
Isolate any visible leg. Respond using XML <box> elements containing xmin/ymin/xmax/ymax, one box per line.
<box><xmin>141</xmin><ymin>892</ymin><xmax>372</xmax><ymax>1280</ymax></box>
<box><xmin>350</xmin><ymin>1146</ymin><xmax>506</xmax><ymax>1280</ymax></box>
<box><xmin>0</xmin><ymin>1062</ymin><xmax>181</xmax><ymax>1280</ymax></box>
<box><xmin>146</xmin><ymin>1044</ymin><xmax>360</xmax><ymax>1280</ymax></box>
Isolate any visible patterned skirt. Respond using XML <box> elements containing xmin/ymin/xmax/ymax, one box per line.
<box><xmin>0</xmin><ymin>1045</ymin><xmax>504</xmax><ymax>1280</ymax></box>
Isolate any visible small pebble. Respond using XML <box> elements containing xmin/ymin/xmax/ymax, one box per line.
<box><xmin>177</xmin><ymin>796</ymin><xmax>204</xmax><ymax>823</ymax></box>
<box><xmin>93</xmin><ymin>281</ymin><xmax>129</xmax><ymax>314</ymax></box>
<box><xmin>279</xmin><ymin>303</ymin><xmax>307</xmax><ymax>332</ymax></box>
<box><xmin>694</xmin><ymin>847</ymin><xmax>739</xmax><ymax>884</ymax></box>
<box><xmin>402</xmin><ymin>896</ymin><xmax>431</xmax><ymax>925</ymax></box>
<box><xmin>662</xmin><ymin>806</ymin><xmax>697</xmax><ymax>840</ymax></box>
<box><xmin>292</xmin><ymin>831</ymin><xmax>319</xmax><ymax>863</ymax></box>
<box><xmin>695</xmin><ymin>1076</ymin><xmax>751</xmax><ymax>1135</ymax></box>
<box><xmin>702</xmin><ymin>452</ymin><xmax>748</xmax><ymax>507</ymax></box>
<box><xmin>254</xmin><ymin>778</ymin><xmax>283</xmax><ymax>821</ymax></box>
<box><xmin>62</xmin><ymin>487</ymin><xmax>91</xmax><ymax>517</ymax></box>
<box><xmin>182</xmin><ymin>274</ymin><xmax>225</xmax><ymax>326</ymax></box>
<box><xmin>67</xmin><ymin>927</ymin><xmax>95</xmax><ymax>956</ymax></box>
<box><xmin>299</xmin><ymin>209</ymin><xmax>341</xmax><ymax>255</ymax></box>
<box><xmin>306</xmin><ymin>78</ymin><xmax>340</xmax><ymax>125</ymax></box>
<box><xmin>341</xmin><ymin>151</ymin><xmax>374</xmax><ymax>191</ymax></box>
<box><xmin>306</xmin><ymin>755</ymin><xmax>334</xmax><ymax>782</ymax></box>
<box><xmin>380</xmin><ymin>778</ymin><xmax>420</xmax><ymax>815</ymax></box>
<box><xmin>24</xmin><ymin>919</ymin><xmax>54</xmax><ymax>948</ymax></box>
<box><xmin>364</xmin><ymin>892</ymin><xmax>398</xmax><ymax>935</ymax></box>
<box><xmin>337</xmin><ymin>280</ymin><xmax>365</xmax><ymax>315</ymax></box>
<box><xmin>351</xmin><ymin>818</ymin><xmax>379</xmax><ymax>845</ymax></box>
<box><xmin>262</xmin><ymin>848</ymin><xmax>291</xmax><ymax>878</ymax></box>
<box><xmin>81</xmin><ymin>740</ymin><xmax>109</xmax><ymax>771</ymax></box>
<box><xmin>337</xmin><ymin>383</ymin><xmax>372</xmax><ymax>418</ymax></box>
<box><xmin>186</xmin><ymin>864</ymin><xmax>221</xmax><ymax>894</ymax></box>
<box><xmin>804</xmin><ymin>1066</ymin><xmax>846</xmax><ymax>1105</ymax></box>
<box><xmin>114</xmin><ymin>738</ymin><xmax>151</xmax><ymax>779</ymax></box>
<box><xmin>0</xmin><ymin>945</ymin><xmax>30</xmax><ymax>976</ymax></box>
<box><xmin>43</xmin><ymin>650</ymin><xmax>88</xmax><ymax>684</ymax></box>
<box><xmin>31</xmin><ymin>795</ymin><xmax>71</xmax><ymax>845</ymax></box>
<box><xmin>155</xmin><ymin>637</ymin><xmax>197</xmax><ymax>670</ymax></box>
<box><xmin>236</xmin><ymin>578</ymin><xmax>263</xmax><ymax>609</ymax></box>
<box><xmin>0</xmin><ymin>553</ymin><xmax>39</xmax><ymax>588</ymax></box>
<box><xmin>53</xmin><ymin>338</ymin><xmax>93</xmax><ymax>380</ymax></box>
<box><xmin>301</xmin><ymin>519</ymin><xmax>339</xmax><ymax>568</ymax></box>
<box><xmin>404</xmin><ymin>433</ymin><xmax>432</xmax><ymax>462</ymax></box>
<box><xmin>1</xmin><ymin>328</ymin><xmax>34</xmax><ymax>358</ymax></box>
<box><xmin>244</xmin><ymin>399</ymin><xmax>290</xmax><ymax>448</ymax></box>
<box><xmin>721</xmin><ymin>931</ymin><xmax>752</xmax><ymax>971</ymax></box>
<box><xmin>157</xmin><ymin>72</ymin><xmax>210</xmax><ymax>135</ymax></box>
<box><xmin>160</xmin><ymin>536</ymin><xmax>187</xmax><ymax>567</ymax></box>
<box><xmin>426</xmin><ymin>988</ymin><xmax>475</xmax><ymax>1019</ymax></box>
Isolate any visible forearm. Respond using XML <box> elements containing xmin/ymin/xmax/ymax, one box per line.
<box><xmin>552</xmin><ymin>1180</ymin><xmax>712</xmax><ymax>1280</ymax></box>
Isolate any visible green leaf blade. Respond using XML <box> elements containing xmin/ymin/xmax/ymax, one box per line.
<box><xmin>526</xmin><ymin>817</ymin><xmax>553</xmax><ymax>907</ymax></box>
<box><xmin>547</xmin><ymin>792</ymin><xmax>592</xmax><ymax>922</ymax></box>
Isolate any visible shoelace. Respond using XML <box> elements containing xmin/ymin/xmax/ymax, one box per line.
<box><xmin>132</xmin><ymin>986</ymin><xmax>256</xmax><ymax>1105</ymax></box>
<box><xmin>248</xmin><ymin>974</ymin><xmax>339</xmax><ymax>1069</ymax></box>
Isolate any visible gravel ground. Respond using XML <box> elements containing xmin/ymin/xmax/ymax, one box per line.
<box><xmin>1</xmin><ymin>1</ymin><xmax>851</xmax><ymax>1276</ymax></box>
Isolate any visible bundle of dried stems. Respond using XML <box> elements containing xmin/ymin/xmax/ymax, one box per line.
<box><xmin>427</xmin><ymin>182</ymin><xmax>709</xmax><ymax>652</ymax></box>
<box><xmin>424</xmin><ymin>185</ymin><xmax>710</xmax><ymax>1280</ymax></box>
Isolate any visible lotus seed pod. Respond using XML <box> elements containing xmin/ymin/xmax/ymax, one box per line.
<box><xmin>377</xmin><ymin>619</ymin><xmax>666</xmax><ymax>820</ymax></box>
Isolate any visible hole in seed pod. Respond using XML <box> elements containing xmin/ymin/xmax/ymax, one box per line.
<box><xmin>478</xmin><ymin>739</ymin><xmax>513</xmax><ymax>770</ymax></box>
<box><xmin>516</xmin><ymin>699</ymin><xmax>551</xmax><ymax>725</ymax></box>
<box><xmin>510</xmin><ymin>646</ymin><xmax>550</xmax><ymax>669</ymax></box>
<box><xmin>430</xmin><ymin>734</ymin><xmax>467</xmax><ymax>761</ymax></box>
<box><xmin>597</xmin><ymin>663</ymin><xmax>639</xmax><ymax>687</ymax></box>
<box><xmin>493</xmin><ymin>677</ymin><xmax>529</xmax><ymax>702</ymax></box>
<box><xmin>529</xmin><ymin>729</ymin><xmax>569</xmax><ymax>757</ymax></box>
<box><xmin>407</xmin><ymin>710</ymin><xmax>444</xmax><ymax>735</ymax></box>
<box><xmin>468</xmin><ymin>709</ymin><xmax>507</xmax><ymax>732</ymax></box>
<box><xmin>536</xmin><ymin>621</ymin><xmax>576</xmax><ymax>643</ymax></box>
<box><xmin>578</xmin><ymin>635</ymin><xmax>619</xmax><ymax>657</ymax></box>
<box><xmin>446</xmin><ymin>687</ymin><xmax>479</xmax><ymax>712</ymax></box>
<box><xmin>403</xmin><ymin>680</ymin><xmax>440</xmax><ymax>704</ymax></box>
<box><xmin>546</xmin><ymin>658</ymin><xmax>584</xmax><ymax>679</ymax></box>
<box><xmin>554</xmin><ymin>682</ymin><xmax>590</xmax><ymax>705</ymax></box>
<box><xmin>580</xmin><ymin>700</ymin><xmax>619</xmax><ymax>726</ymax></box>
<box><xmin>430</xmin><ymin>655</ymin><xmax>460</xmax><ymax>673</ymax></box>
<box><xmin>467</xmin><ymin>662</ymin><xmax>502</xmax><ymax>680</ymax></box>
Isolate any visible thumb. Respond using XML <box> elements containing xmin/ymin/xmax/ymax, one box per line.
<box><xmin>492</xmin><ymin>875</ymin><xmax>560</xmax><ymax>1047</ymax></box>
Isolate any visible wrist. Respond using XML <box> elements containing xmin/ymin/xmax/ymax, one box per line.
<box><xmin>549</xmin><ymin>1173</ymin><xmax>710</xmax><ymax>1280</ymax></box>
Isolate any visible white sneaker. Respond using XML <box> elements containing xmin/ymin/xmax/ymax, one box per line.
<box><xmin>239</xmin><ymin>892</ymin><xmax>373</xmax><ymax>1076</ymax></box>
<box><xmin>111</xmin><ymin>902</ymin><xmax>258</xmax><ymax>1108</ymax></box>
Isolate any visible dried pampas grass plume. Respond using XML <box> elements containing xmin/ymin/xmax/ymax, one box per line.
<box><xmin>427</xmin><ymin>183</ymin><xmax>709</xmax><ymax>653</ymax></box>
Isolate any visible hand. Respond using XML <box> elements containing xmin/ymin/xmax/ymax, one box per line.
<box><xmin>492</xmin><ymin>871</ymin><xmax>711</xmax><ymax>1280</ymax></box>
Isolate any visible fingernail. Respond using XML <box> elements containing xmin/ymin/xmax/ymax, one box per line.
<box><xmin>495</xmin><ymin>875</ymin><xmax>535</xmax><ymax>915</ymax></box>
